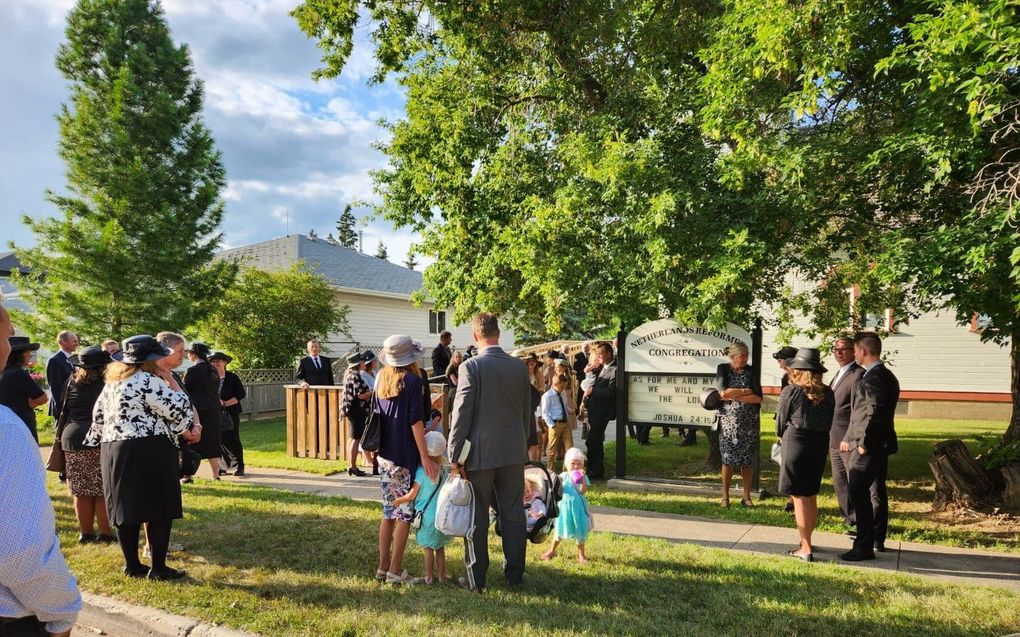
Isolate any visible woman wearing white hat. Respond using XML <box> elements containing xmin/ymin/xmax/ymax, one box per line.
<box><xmin>373</xmin><ymin>335</ymin><xmax>439</xmax><ymax>585</ymax></box>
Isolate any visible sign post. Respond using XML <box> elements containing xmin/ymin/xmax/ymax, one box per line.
<box><xmin>615</xmin><ymin>319</ymin><xmax>761</xmax><ymax>486</ymax></box>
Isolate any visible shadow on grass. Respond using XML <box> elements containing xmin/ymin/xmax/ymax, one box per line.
<box><xmin>49</xmin><ymin>479</ymin><xmax>1020</xmax><ymax>637</ymax></box>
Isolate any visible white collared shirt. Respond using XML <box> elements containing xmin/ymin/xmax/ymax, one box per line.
<box><xmin>830</xmin><ymin>361</ymin><xmax>855</xmax><ymax>388</ymax></box>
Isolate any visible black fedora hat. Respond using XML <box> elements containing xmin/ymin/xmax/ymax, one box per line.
<box><xmin>186</xmin><ymin>342</ymin><xmax>212</xmax><ymax>358</ymax></box>
<box><xmin>360</xmin><ymin>350</ymin><xmax>377</xmax><ymax>363</ymax></box>
<box><xmin>772</xmin><ymin>346</ymin><xmax>798</xmax><ymax>360</ymax></box>
<box><xmin>9</xmin><ymin>336</ymin><xmax>40</xmax><ymax>353</ymax></box>
<box><xmin>121</xmin><ymin>335</ymin><xmax>171</xmax><ymax>364</ymax></box>
<box><xmin>346</xmin><ymin>353</ymin><xmax>363</xmax><ymax>368</ymax></box>
<box><xmin>69</xmin><ymin>345</ymin><xmax>112</xmax><ymax>369</ymax></box>
<box><xmin>699</xmin><ymin>387</ymin><xmax>722</xmax><ymax>411</ymax></box>
<box><xmin>209</xmin><ymin>351</ymin><xmax>233</xmax><ymax>364</ymax></box>
<box><xmin>787</xmin><ymin>348</ymin><xmax>827</xmax><ymax>373</ymax></box>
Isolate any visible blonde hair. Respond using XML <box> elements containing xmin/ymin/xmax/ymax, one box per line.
<box><xmin>788</xmin><ymin>368</ymin><xmax>826</xmax><ymax>405</ymax></box>
<box><xmin>726</xmin><ymin>341</ymin><xmax>749</xmax><ymax>357</ymax></box>
<box><xmin>105</xmin><ymin>360</ymin><xmax>161</xmax><ymax>382</ymax></box>
<box><xmin>376</xmin><ymin>362</ymin><xmax>422</xmax><ymax>400</ymax></box>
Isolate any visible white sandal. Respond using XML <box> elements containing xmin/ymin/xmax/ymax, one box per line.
<box><xmin>385</xmin><ymin>570</ymin><xmax>420</xmax><ymax>585</ymax></box>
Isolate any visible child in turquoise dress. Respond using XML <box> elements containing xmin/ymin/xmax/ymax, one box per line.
<box><xmin>540</xmin><ymin>447</ymin><xmax>591</xmax><ymax>564</ymax></box>
<box><xmin>392</xmin><ymin>430</ymin><xmax>452</xmax><ymax>583</ymax></box>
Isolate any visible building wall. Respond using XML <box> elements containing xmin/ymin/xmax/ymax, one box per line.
<box><xmin>759</xmin><ymin>308</ymin><xmax>1011</xmax><ymax>395</ymax></box>
<box><xmin>322</xmin><ymin>290</ymin><xmax>516</xmax><ymax>355</ymax></box>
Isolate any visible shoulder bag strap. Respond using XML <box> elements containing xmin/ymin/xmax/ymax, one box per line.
<box><xmin>53</xmin><ymin>377</ymin><xmax>73</xmax><ymax>439</ymax></box>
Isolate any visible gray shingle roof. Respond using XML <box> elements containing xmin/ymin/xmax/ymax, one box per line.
<box><xmin>217</xmin><ymin>235</ymin><xmax>423</xmax><ymax>298</ymax></box>
<box><xmin>0</xmin><ymin>252</ymin><xmax>28</xmax><ymax>276</ymax></box>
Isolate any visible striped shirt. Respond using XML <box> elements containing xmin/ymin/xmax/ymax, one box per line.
<box><xmin>0</xmin><ymin>405</ymin><xmax>81</xmax><ymax>632</ymax></box>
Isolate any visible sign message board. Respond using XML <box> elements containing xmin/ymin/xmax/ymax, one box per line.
<box><xmin>624</xmin><ymin>319</ymin><xmax>752</xmax><ymax>427</ymax></box>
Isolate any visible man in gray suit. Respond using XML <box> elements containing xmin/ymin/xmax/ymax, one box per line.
<box><xmin>449</xmin><ymin>313</ymin><xmax>532</xmax><ymax>591</ymax></box>
<box><xmin>828</xmin><ymin>336</ymin><xmax>863</xmax><ymax>530</ymax></box>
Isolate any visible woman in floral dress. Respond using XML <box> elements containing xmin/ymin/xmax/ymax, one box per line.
<box><xmin>714</xmin><ymin>341</ymin><xmax>763</xmax><ymax>508</ymax></box>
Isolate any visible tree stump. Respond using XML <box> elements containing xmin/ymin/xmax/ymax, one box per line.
<box><xmin>1001</xmin><ymin>464</ymin><xmax>1020</xmax><ymax>511</ymax></box>
<box><xmin>929</xmin><ymin>439</ymin><xmax>997</xmax><ymax>511</ymax></box>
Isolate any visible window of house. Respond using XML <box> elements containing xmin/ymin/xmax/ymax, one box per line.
<box><xmin>429</xmin><ymin>310</ymin><xmax>446</xmax><ymax>334</ymax></box>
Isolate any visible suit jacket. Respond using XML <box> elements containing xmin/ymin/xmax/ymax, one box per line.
<box><xmin>828</xmin><ymin>362</ymin><xmax>864</xmax><ymax>448</ymax></box>
<box><xmin>294</xmin><ymin>355</ymin><xmax>334</xmax><ymax>386</ymax></box>
<box><xmin>448</xmin><ymin>346</ymin><xmax>531</xmax><ymax>471</ymax></box>
<box><xmin>46</xmin><ymin>351</ymin><xmax>73</xmax><ymax>418</ymax></box>
<box><xmin>431</xmin><ymin>344</ymin><xmax>451</xmax><ymax>376</ymax></box>
<box><xmin>585</xmin><ymin>359</ymin><xmax>618</xmax><ymax>424</ymax></box>
<box><xmin>572</xmin><ymin>352</ymin><xmax>588</xmax><ymax>382</ymax></box>
<box><xmin>845</xmin><ymin>363</ymin><xmax>900</xmax><ymax>455</ymax></box>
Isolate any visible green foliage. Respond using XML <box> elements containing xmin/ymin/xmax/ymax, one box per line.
<box><xmin>11</xmin><ymin>0</ymin><xmax>235</xmax><ymax>343</ymax></box>
<box><xmin>196</xmin><ymin>265</ymin><xmax>349</xmax><ymax>368</ymax></box>
<box><xmin>402</xmin><ymin>248</ymin><xmax>419</xmax><ymax>270</ymax></box>
<box><xmin>335</xmin><ymin>204</ymin><xmax>358</xmax><ymax>248</ymax></box>
<box><xmin>373</xmin><ymin>240</ymin><xmax>388</xmax><ymax>260</ymax></box>
<box><xmin>976</xmin><ymin>438</ymin><xmax>1020</xmax><ymax>472</ymax></box>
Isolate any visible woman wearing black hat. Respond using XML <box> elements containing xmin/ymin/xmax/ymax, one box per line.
<box><xmin>62</xmin><ymin>346</ymin><xmax>116</xmax><ymax>544</ymax></box>
<box><xmin>210</xmin><ymin>352</ymin><xmax>246</xmax><ymax>477</ymax></box>
<box><xmin>84</xmin><ymin>335</ymin><xmax>195</xmax><ymax>580</ymax></box>
<box><xmin>0</xmin><ymin>336</ymin><xmax>48</xmax><ymax>440</ymax></box>
<box><xmin>776</xmin><ymin>348</ymin><xmax>835</xmax><ymax>562</ymax></box>
<box><xmin>341</xmin><ymin>353</ymin><xmax>372</xmax><ymax>476</ymax></box>
<box><xmin>184</xmin><ymin>343</ymin><xmax>223</xmax><ymax>480</ymax></box>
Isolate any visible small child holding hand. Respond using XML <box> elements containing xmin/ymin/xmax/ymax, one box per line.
<box><xmin>391</xmin><ymin>431</ymin><xmax>452</xmax><ymax>583</ymax></box>
<box><xmin>541</xmin><ymin>447</ymin><xmax>592</xmax><ymax>564</ymax></box>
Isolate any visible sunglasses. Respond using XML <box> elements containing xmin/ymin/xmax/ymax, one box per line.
<box><xmin>833</xmin><ymin>347</ymin><xmax>853</xmax><ymax>352</ymax></box>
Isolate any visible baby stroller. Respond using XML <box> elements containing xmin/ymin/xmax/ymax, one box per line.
<box><xmin>493</xmin><ymin>461</ymin><xmax>563</xmax><ymax>543</ymax></box>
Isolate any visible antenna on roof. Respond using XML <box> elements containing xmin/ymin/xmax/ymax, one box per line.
<box><xmin>359</xmin><ymin>230</ymin><xmax>363</xmax><ymax>253</ymax></box>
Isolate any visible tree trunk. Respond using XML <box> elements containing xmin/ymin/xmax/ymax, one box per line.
<box><xmin>706</xmin><ymin>427</ymin><xmax>722</xmax><ymax>471</ymax></box>
<box><xmin>1003</xmin><ymin>331</ymin><xmax>1020</xmax><ymax>444</ymax></box>
<box><xmin>1001</xmin><ymin>464</ymin><xmax>1020</xmax><ymax>511</ymax></box>
<box><xmin>929</xmin><ymin>439</ymin><xmax>998</xmax><ymax>511</ymax></box>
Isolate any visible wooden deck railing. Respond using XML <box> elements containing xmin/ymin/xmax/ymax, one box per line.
<box><xmin>285</xmin><ymin>384</ymin><xmax>455</xmax><ymax>461</ymax></box>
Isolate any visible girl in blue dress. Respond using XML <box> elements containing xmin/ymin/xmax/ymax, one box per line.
<box><xmin>540</xmin><ymin>447</ymin><xmax>591</xmax><ymax>564</ymax></box>
<box><xmin>392</xmin><ymin>430</ymin><xmax>451</xmax><ymax>583</ymax></box>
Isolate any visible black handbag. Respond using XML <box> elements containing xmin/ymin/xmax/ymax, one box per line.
<box><xmin>220</xmin><ymin>408</ymin><xmax>235</xmax><ymax>432</ymax></box>
<box><xmin>359</xmin><ymin>395</ymin><xmax>382</xmax><ymax>452</ymax></box>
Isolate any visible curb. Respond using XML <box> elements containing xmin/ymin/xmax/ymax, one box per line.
<box><xmin>78</xmin><ymin>592</ymin><xmax>258</xmax><ymax>637</ymax></box>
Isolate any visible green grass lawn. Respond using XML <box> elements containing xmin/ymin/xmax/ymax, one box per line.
<box><xmin>46</xmin><ymin>474</ymin><xmax>1020</xmax><ymax>637</ymax></box>
<box><xmin>596</xmin><ymin>416</ymin><xmax>1019</xmax><ymax>552</ymax></box>
<box><xmin>240</xmin><ymin>418</ymin><xmax>344</xmax><ymax>476</ymax></box>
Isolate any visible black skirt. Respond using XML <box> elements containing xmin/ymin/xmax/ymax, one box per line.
<box><xmin>191</xmin><ymin>406</ymin><xmax>223</xmax><ymax>459</ymax></box>
<box><xmin>778</xmin><ymin>427</ymin><xmax>829</xmax><ymax>497</ymax></box>
<box><xmin>347</xmin><ymin>406</ymin><xmax>367</xmax><ymax>439</ymax></box>
<box><xmin>102</xmin><ymin>436</ymin><xmax>183</xmax><ymax>526</ymax></box>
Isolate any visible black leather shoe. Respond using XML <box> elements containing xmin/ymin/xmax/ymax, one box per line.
<box><xmin>147</xmin><ymin>567</ymin><xmax>186</xmax><ymax>581</ymax></box>
<box><xmin>78</xmin><ymin>533</ymin><xmax>96</xmax><ymax>544</ymax></box>
<box><xmin>95</xmin><ymin>533</ymin><xmax>118</xmax><ymax>544</ymax></box>
<box><xmin>838</xmin><ymin>549</ymin><xmax>876</xmax><ymax>562</ymax></box>
<box><xmin>234</xmin><ymin>467</ymin><xmax>245</xmax><ymax>477</ymax></box>
<box><xmin>874</xmin><ymin>542</ymin><xmax>887</xmax><ymax>552</ymax></box>
<box><xmin>348</xmin><ymin>467</ymin><xmax>368</xmax><ymax>477</ymax></box>
<box><xmin>124</xmin><ymin>564</ymin><xmax>150</xmax><ymax>578</ymax></box>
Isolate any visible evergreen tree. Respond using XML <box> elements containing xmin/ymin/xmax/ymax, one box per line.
<box><xmin>308</xmin><ymin>229</ymin><xmax>318</xmax><ymax>240</ymax></box>
<box><xmin>335</xmin><ymin>203</ymin><xmax>358</xmax><ymax>248</ymax></box>
<box><xmin>374</xmin><ymin>240</ymin><xmax>389</xmax><ymax>260</ymax></box>
<box><xmin>11</xmin><ymin>0</ymin><xmax>235</xmax><ymax>342</ymax></box>
<box><xmin>403</xmin><ymin>249</ymin><xmax>419</xmax><ymax>270</ymax></box>
<box><xmin>326</xmin><ymin>233</ymin><xmax>338</xmax><ymax>244</ymax></box>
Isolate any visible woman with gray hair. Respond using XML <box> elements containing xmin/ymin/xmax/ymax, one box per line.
<box><xmin>714</xmin><ymin>341</ymin><xmax>763</xmax><ymax>508</ymax></box>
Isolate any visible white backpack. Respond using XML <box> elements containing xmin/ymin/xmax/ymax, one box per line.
<box><xmin>435</xmin><ymin>474</ymin><xmax>477</xmax><ymax>583</ymax></box>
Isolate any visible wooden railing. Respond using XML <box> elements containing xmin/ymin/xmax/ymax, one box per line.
<box><xmin>285</xmin><ymin>384</ymin><xmax>455</xmax><ymax>461</ymax></box>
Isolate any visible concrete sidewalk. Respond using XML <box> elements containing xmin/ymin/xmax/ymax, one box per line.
<box><xmin>222</xmin><ymin>464</ymin><xmax>1020</xmax><ymax>593</ymax></box>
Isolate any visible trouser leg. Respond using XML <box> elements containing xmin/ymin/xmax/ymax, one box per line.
<box><xmin>870</xmin><ymin>453</ymin><xmax>890</xmax><ymax>544</ymax></box>
<box><xmin>829</xmin><ymin>446</ymin><xmax>855</xmax><ymax>526</ymax></box>
<box><xmin>493</xmin><ymin>463</ymin><xmax>527</xmax><ymax>585</ymax></box>
<box><xmin>546</xmin><ymin>423</ymin><xmax>569</xmax><ymax>471</ymax></box>
<box><xmin>586</xmin><ymin>419</ymin><xmax>608</xmax><ymax>479</ymax></box>
<box><xmin>847</xmin><ymin>451</ymin><xmax>878</xmax><ymax>553</ymax></box>
<box><xmin>466</xmin><ymin>468</ymin><xmax>495</xmax><ymax>590</ymax></box>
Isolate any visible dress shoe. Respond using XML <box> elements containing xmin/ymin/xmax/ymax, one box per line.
<box><xmin>95</xmin><ymin>533</ymin><xmax>118</xmax><ymax>544</ymax></box>
<box><xmin>838</xmin><ymin>549</ymin><xmax>876</xmax><ymax>562</ymax></box>
<box><xmin>123</xmin><ymin>564</ymin><xmax>150</xmax><ymax>578</ymax></box>
<box><xmin>218</xmin><ymin>469</ymin><xmax>228</xmax><ymax>476</ymax></box>
<box><xmin>874</xmin><ymin>542</ymin><xmax>887</xmax><ymax>552</ymax></box>
<box><xmin>147</xmin><ymin>567</ymin><xmax>186</xmax><ymax>581</ymax></box>
<box><xmin>78</xmin><ymin>533</ymin><xmax>96</xmax><ymax>544</ymax></box>
<box><xmin>233</xmin><ymin>468</ymin><xmax>245</xmax><ymax>477</ymax></box>
<box><xmin>348</xmin><ymin>467</ymin><xmax>368</xmax><ymax>477</ymax></box>
<box><xmin>787</xmin><ymin>549</ymin><xmax>814</xmax><ymax>562</ymax></box>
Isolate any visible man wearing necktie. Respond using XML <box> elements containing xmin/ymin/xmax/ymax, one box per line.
<box><xmin>541</xmin><ymin>373</ymin><xmax>574</xmax><ymax>471</ymax></box>
<box><xmin>827</xmin><ymin>336</ymin><xmax>863</xmax><ymax>531</ymax></box>
<box><xmin>295</xmin><ymin>339</ymin><xmax>335</xmax><ymax>387</ymax></box>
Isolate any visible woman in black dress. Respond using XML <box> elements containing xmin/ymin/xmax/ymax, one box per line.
<box><xmin>62</xmin><ymin>345</ymin><xmax>116</xmax><ymax>544</ymax></box>
<box><xmin>0</xmin><ymin>336</ymin><xmax>47</xmax><ymax>439</ymax></box>
<box><xmin>776</xmin><ymin>348</ymin><xmax>835</xmax><ymax>562</ymax></box>
<box><xmin>210</xmin><ymin>352</ymin><xmax>246</xmax><ymax>476</ymax></box>
<box><xmin>84</xmin><ymin>335</ymin><xmax>195</xmax><ymax>580</ymax></box>
<box><xmin>340</xmin><ymin>353</ymin><xmax>372</xmax><ymax>477</ymax></box>
<box><xmin>184</xmin><ymin>343</ymin><xmax>223</xmax><ymax>480</ymax></box>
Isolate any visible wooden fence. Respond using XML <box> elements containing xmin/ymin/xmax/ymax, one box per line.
<box><xmin>284</xmin><ymin>384</ymin><xmax>455</xmax><ymax>461</ymax></box>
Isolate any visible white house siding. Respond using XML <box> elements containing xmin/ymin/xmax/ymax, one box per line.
<box><xmin>322</xmin><ymin>290</ymin><xmax>516</xmax><ymax>354</ymax></box>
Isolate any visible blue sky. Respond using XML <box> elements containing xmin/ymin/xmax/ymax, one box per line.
<box><xmin>0</xmin><ymin>0</ymin><xmax>421</xmax><ymax>264</ymax></box>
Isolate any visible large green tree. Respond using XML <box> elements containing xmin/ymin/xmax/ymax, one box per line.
<box><xmin>196</xmin><ymin>265</ymin><xmax>349</xmax><ymax>368</ymax></box>
<box><xmin>11</xmin><ymin>0</ymin><xmax>236</xmax><ymax>343</ymax></box>
<box><xmin>335</xmin><ymin>203</ymin><xmax>358</xmax><ymax>248</ymax></box>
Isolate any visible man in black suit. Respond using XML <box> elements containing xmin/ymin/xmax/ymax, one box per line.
<box><xmin>46</xmin><ymin>330</ymin><xmax>78</xmax><ymax>420</ymax></box>
<box><xmin>839</xmin><ymin>332</ymin><xmax>899</xmax><ymax>561</ymax></box>
<box><xmin>583</xmin><ymin>342</ymin><xmax>617</xmax><ymax>480</ymax></box>
<box><xmin>431</xmin><ymin>331</ymin><xmax>452</xmax><ymax>376</ymax></box>
<box><xmin>295</xmin><ymin>339</ymin><xmax>334</xmax><ymax>386</ymax></box>
<box><xmin>828</xmin><ymin>337</ymin><xmax>863</xmax><ymax>530</ymax></box>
